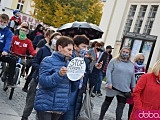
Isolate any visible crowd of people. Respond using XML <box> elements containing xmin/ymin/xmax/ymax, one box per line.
<box><xmin>0</xmin><ymin>10</ymin><xmax>159</xmax><ymax>120</ymax></box>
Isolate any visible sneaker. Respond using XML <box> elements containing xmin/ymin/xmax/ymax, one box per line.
<box><xmin>97</xmin><ymin>93</ymin><xmax>103</xmax><ymax>97</ymax></box>
<box><xmin>91</xmin><ymin>93</ymin><xmax>96</xmax><ymax>97</ymax></box>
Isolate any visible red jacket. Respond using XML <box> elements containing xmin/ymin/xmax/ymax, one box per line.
<box><xmin>130</xmin><ymin>73</ymin><xmax>160</xmax><ymax>120</ymax></box>
<box><xmin>10</xmin><ymin>16</ymin><xmax>22</xmax><ymax>25</ymax></box>
<box><xmin>11</xmin><ymin>36</ymin><xmax>36</xmax><ymax>56</ymax></box>
<box><xmin>126</xmin><ymin>64</ymin><xmax>146</xmax><ymax>104</ymax></box>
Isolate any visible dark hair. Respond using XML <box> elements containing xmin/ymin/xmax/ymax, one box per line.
<box><xmin>34</xmin><ymin>24</ymin><xmax>43</xmax><ymax>32</ymax></box>
<box><xmin>49</xmin><ymin>32</ymin><xmax>62</xmax><ymax>45</ymax></box>
<box><xmin>73</xmin><ymin>35</ymin><xmax>89</xmax><ymax>46</ymax></box>
<box><xmin>95</xmin><ymin>42</ymin><xmax>102</xmax><ymax>47</ymax></box>
<box><xmin>56</xmin><ymin>36</ymin><xmax>74</xmax><ymax>51</ymax></box>
<box><xmin>91</xmin><ymin>41</ymin><xmax>98</xmax><ymax>48</ymax></box>
<box><xmin>0</xmin><ymin>14</ymin><xmax>9</xmax><ymax>21</ymax></box>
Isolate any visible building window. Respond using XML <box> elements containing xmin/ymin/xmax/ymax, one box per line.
<box><xmin>123</xmin><ymin>5</ymin><xmax>137</xmax><ymax>34</ymax></box>
<box><xmin>16</xmin><ymin>0</ymin><xmax>25</xmax><ymax>11</ymax></box>
<box><xmin>134</xmin><ymin>5</ymin><xmax>147</xmax><ymax>33</ymax></box>
<box><xmin>143</xmin><ymin>5</ymin><xmax>159</xmax><ymax>35</ymax></box>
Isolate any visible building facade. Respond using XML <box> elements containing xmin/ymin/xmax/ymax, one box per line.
<box><xmin>0</xmin><ymin>0</ymin><xmax>39</xmax><ymax>28</ymax></box>
<box><xmin>100</xmin><ymin>0</ymin><xmax>160</xmax><ymax>70</ymax></box>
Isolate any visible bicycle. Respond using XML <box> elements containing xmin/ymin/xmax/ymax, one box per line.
<box><xmin>0</xmin><ymin>52</ymin><xmax>31</xmax><ymax>100</ymax></box>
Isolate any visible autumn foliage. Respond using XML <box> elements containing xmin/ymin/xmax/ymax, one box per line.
<box><xmin>31</xmin><ymin>0</ymin><xmax>103</xmax><ymax>27</ymax></box>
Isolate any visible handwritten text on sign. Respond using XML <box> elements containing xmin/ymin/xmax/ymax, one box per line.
<box><xmin>67</xmin><ymin>57</ymin><xmax>86</xmax><ymax>81</ymax></box>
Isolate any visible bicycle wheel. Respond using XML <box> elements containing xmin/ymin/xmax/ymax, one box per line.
<box><xmin>9</xmin><ymin>88</ymin><xmax>14</xmax><ymax>100</ymax></box>
<box><xmin>13</xmin><ymin>68</ymin><xmax>20</xmax><ymax>85</ymax></box>
<box><xmin>9</xmin><ymin>68</ymin><xmax>20</xmax><ymax>100</ymax></box>
<box><xmin>2</xmin><ymin>64</ymin><xmax>8</xmax><ymax>91</ymax></box>
<box><xmin>0</xmin><ymin>62</ymin><xmax>7</xmax><ymax>81</ymax></box>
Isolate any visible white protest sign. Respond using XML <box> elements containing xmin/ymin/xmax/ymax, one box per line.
<box><xmin>135</xmin><ymin>72</ymin><xmax>145</xmax><ymax>83</ymax></box>
<box><xmin>67</xmin><ymin>57</ymin><xmax>86</xmax><ymax>81</ymax></box>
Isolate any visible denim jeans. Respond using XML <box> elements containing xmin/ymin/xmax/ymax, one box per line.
<box><xmin>89</xmin><ymin>66</ymin><xmax>101</xmax><ymax>93</ymax></box>
<box><xmin>96</xmin><ymin>71</ymin><xmax>106</xmax><ymax>93</ymax></box>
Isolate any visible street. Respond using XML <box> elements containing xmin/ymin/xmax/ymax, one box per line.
<box><xmin>0</xmin><ymin>77</ymin><xmax>128</xmax><ymax>120</ymax></box>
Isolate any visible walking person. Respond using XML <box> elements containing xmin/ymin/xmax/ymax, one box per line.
<box><xmin>21</xmin><ymin>32</ymin><xmax>61</xmax><ymax>120</ymax></box>
<box><xmin>96</xmin><ymin>45</ymin><xmax>114</xmax><ymax>96</ymax></box>
<box><xmin>60</xmin><ymin>35</ymin><xmax>91</xmax><ymax>120</ymax></box>
<box><xmin>34</xmin><ymin>36</ymin><xmax>74</xmax><ymax>120</ymax></box>
<box><xmin>28</xmin><ymin>24</ymin><xmax>43</xmax><ymax>41</ymax></box>
<box><xmin>88</xmin><ymin>42</ymin><xmax>103</xmax><ymax>97</ymax></box>
<box><xmin>9</xmin><ymin>9</ymin><xmax>22</xmax><ymax>33</ymax></box>
<box><xmin>126</xmin><ymin>53</ymin><xmax>146</xmax><ymax>120</ymax></box>
<box><xmin>99</xmin><ymin>47</ymin><xmax>135</xmax><ymax>120</ymax></box>
<box><xmin>130</xmin><ymin>60</ymin><xmax>160</xmax><ymax>120</ymax></box>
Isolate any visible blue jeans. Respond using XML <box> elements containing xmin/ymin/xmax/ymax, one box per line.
<box><xmin>89</xmin><ymin>66</ymin><xmax>101</xmax><ymax>93</ymax></box>
<box><xmin>96</xmin><ymin>71</ymin><xmax>106</xmax><ymax>93</ymax></box>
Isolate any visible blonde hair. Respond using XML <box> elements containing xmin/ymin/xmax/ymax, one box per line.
<box><xmin>151</xmin><ymin>60</ymin><xmax>160</xmax><ymax>76</ymax></box>
<box><xmin>117</xmin><ymin>47</ymin><xmax>131</xmax><ymax>61</ymax></box>
<box><xmin>133</xmin><ymin>53</ymin><xmax>145</xmax><ymax>63</ymax></box>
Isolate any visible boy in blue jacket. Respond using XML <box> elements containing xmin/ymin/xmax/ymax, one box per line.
<box><xmin>0</xmin><ymin>13</ymin><xmax>16</xmax><ymax>86</ymax></box>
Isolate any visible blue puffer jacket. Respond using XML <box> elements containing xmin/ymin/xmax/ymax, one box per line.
<box><xmin>34</xmin><ymin>52</ymin><xmax>71</xmax><ymax>112</ymax></box>
<box><xmin>0</xmin><ymin>27</ymin><xmax>13</xmax><ymax>52</ymax></box>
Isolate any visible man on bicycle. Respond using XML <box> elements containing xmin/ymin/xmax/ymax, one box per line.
<box><xmin>0</xmin><ymin>14</ymin><xmax>16</xmax><ymax>86</ymax></box>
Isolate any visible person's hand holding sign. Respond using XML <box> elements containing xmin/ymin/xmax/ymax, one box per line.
<box><xmin>95</xmin><ymin>61</ymin><xmax>103</xmax><ymax>69</ymax></box>
<box><xmin>59</xmin><ymin>66</ymin><xmax>67</xmax><ymax>76</ymax></box>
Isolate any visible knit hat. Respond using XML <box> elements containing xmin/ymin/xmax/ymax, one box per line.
<box><xmin>13</xmin><ymin>9</ymin><xmax>20</xmax><ymax>16</ymax></box>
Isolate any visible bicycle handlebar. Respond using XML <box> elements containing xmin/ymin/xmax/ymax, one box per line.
<box><xmin>9</xmin><ymin>52</ymin><xmax>33</xmax><ymax>59</ymax></box>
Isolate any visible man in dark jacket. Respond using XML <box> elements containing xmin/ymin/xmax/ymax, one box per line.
<box><xmin>96</xmin><ymin>45</ymin><xmax>113</xmax><ymax>96</ymax></box>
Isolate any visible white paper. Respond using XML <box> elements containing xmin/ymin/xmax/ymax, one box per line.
<box><xmin>67</xmin><ymin>57</ymin><xmax>86</xmax><ymax>81</ymax></box>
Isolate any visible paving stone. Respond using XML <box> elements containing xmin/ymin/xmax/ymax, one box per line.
<box><xmin>0</xmin><ymin>77</ymin><xmax>129</xmax><ymax>120</ymax></box>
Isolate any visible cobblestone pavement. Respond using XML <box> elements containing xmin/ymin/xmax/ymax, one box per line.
<box><xmin>0</xmin><ymin>77</ymin><xmax>128</xmax><ymax>120</ymax></box>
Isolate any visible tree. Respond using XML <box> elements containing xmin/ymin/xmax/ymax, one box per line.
<box><xmin>31</xmin><ymin>0</ymin><xmax>103</xmax><ymax>27</ymax></box>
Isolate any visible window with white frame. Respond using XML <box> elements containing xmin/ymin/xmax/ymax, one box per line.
<box><xmin>143</xmin><ymin>5</ymin><xmax>159</xmax><ymax>35</ymax></box>
<box><xmin>16</xmin><ymin>0</ymin><xmax>25</xmax><ymax>11</ymax></box>
<box><xmin>134</xmin><ymin>5</ymin><xmax>147</xmax><ymax>33</ymax></box>
<box><xmin>123</xmin><ymin>5</ymin><xmax>137</xmax><ymax>34</ymax></box>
